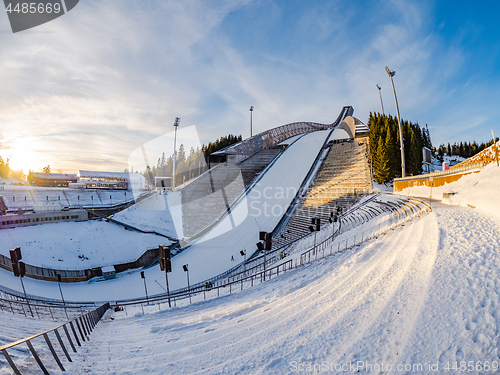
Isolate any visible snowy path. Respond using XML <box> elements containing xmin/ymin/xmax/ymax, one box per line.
<box><xmin>7</xmin><ymin>205</ymin><xmax>500</xmax><ymax>374</ymax></box>
<box><xmin>398</xmin><ymin>205</ymin><xmax>500</xmax><ymax>370</ymax></box>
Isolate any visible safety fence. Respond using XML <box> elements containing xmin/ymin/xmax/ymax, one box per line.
<box><xmin>393</xmin><ymin>161</ymin><xmax>485</xmax><ymax>192</ymax></box>
<box><xmin>110</xmin><ymin>197</ymin><xmax>430</xmax><ymax>314</ymax></box>
<box><xmin>0</xmin><ymin>296</ymin><xmax>90</xmax><ymax>321</ymax></box>
<box><xmin>0</xmin><ymin>303</ymin><xmax>109</xmax><ymax>375</ymax></box>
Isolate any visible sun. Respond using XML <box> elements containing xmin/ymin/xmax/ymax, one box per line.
<box><xmin>6</xmin><ymin>139</ymin><xmax>42</xmax><ymax>173</ymax></box>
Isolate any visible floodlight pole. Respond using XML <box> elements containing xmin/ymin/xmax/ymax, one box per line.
<box><xmin>172</xmin><ymin>117</ymin><xmax>180</xmax><ymax>189</ymax></box>
<box><xmin>249</xmin><ymin>106</ymin><xmax>254</xmax><ymax>137</ymax></box>
<box><xmin>376</xmin><ymin>84</ymin><xmax>385</xmax><ymax>115</ymax></box>
<box><xmin>386</xmin><ymin>66</ymin><xmax>406</xmax><ymax>178</ymax></box>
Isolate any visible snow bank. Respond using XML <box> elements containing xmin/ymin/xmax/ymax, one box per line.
<box><xmin>0</xmin><ymin>220</ymin><xmax>166</xmax><ymax>269</ymax></box>
<box><xmin>397</xmin><ymin>163</ymin><xmax>500</xmax><ymax>217</ymax></box>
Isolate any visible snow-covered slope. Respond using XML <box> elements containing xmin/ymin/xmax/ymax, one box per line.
<box><xmin>111</xmin><ymin>193</ymin><xmax>177</xmax><ymax>238</ymax></box>
<box><xmin>397</xmin><ymin>162</ymin><xmax>500</xmax><ymax>217</ymax></box>
<box><xmin>0</xmin><ymin>220</ymin><xmax>167</xmax><ymax>269</ymax></box>
<box><xmin>0</xmin><ymin>130</ymin><xmax>329</xmax><ymax>301</ymax></box>
<box><xmin>46</xmin><ymin>204</ymin><xmax>500</xmax><ymax>374</ymax></box>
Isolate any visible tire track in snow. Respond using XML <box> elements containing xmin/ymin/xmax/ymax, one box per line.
<box><xmin>180</xmin><ymin>218</ymin><xmax>429</xmax><ymax>373</ymax></box>
<box><xmin>397</xmin><ymin>206</ymin><xmax>500</xmax><ymax>369</ymax></box>
<box><xmin>78</xmin><ymin>220</ymin><xmax>413</xmax><ymax>374</ymax></box>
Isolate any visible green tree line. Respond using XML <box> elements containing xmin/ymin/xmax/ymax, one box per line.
<box><xmin>369</xmin><ymin>113</ymin><xmax>432</xmax><ymax>183</ymax></box>
<box><xmin>435</xmin><ymin>139</ymin><xmax>499</xmax><ymax>160</ymax></box>
<box><xmin>144</xmin><ymin>134</ymin><xmax>242</xmax><ymax>181</ymax></box>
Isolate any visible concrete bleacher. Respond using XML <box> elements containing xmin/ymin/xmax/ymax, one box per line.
<box><xmin>0</xmin><ymin>187</ymin><xmax>136</xmax><ymax>212</ymax></box>
<box><xmin>181</xmin><ymin>148</ymin><xmax>282</xmax><ymax>238</ymax></box>
<box><xmin>273</xmin><ymin>137</ymin><xmax>373</xmax><ymax>249</ymax></box>
<box><xmin>451</xmin><ymin>140</ymin><xmax>500</xmax><ymax>169</ymax></box>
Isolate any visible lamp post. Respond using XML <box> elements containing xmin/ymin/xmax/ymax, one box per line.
<box><xmin>376</xmin><ymin>84</ymin><xmax>385</xmax><ymax>115</ymax></box>
<box><xmin>249</xmin><ymin>106</ymin><xmax>254</xmax><ymax>137</ymax></box>
<box><xmin>183</xmin><ymin>264</ymin><xmax>191</xmax><ymax>304</ymax></box>
<box><xmin>140</xmin><ymin>271</ymin><xmax>149</xmax><ymax>303</ymax></box>
<box><xmin>172</xmin><ymin>117</ymin><xmax>180</xmax><ymax>189</ymax></box>
<box><xmin>385</xmin><ymin>66</ymin><xmax>406</xmax><ymax>178</ymax></box>
<box><xmin>57</xmin><ymin>274</ymin><xmax>68</xmax><ymax>319</ymax></box>
<box><xmin>240</xmin><ymin>249</ymin><xmax>246</xmax><ymax>272</ymax></box>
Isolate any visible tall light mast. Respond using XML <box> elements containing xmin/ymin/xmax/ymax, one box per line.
<box><xmin>172</xmin><ymin>117</ymin><xmax>180</xmax><ymax>189</ymax></box>
<box><xmin>386</xmin><ymin>66</ymin><xmax>406</xmax><ymax>178</ymax></box>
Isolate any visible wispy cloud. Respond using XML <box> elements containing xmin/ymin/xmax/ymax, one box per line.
<box><xmin>0</xmin><ymin>0</ymin><xmax>499</xmax><ymax>173</ymax></box>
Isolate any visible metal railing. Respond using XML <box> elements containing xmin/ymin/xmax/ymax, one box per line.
<box><xmin>0</xmin><ymin>296</ymin><xmax>90</xmax><ymax>321</ymax></box>
<box><xmin>394</xmin><ymin>161</ymin><xmax>484</xmax><ymax>182</ymax></box>
<box><xmin>110</xmin><ymin>197</ymin><xmax>430</xmax><ymax>313</ymax></box>
<box><xmin>0</xmin><ymin>303</ymin><xmax>109</xmax><ymax>374</ymax></box>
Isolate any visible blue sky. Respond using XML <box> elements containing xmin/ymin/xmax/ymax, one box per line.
<box><xmin>0</xmin><ymin>0</ymin><xmax>499</xmax><ymax>173</ymax></box>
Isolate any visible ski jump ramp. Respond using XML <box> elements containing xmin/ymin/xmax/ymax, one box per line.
<box><xmin>0</xmin><ymin>108</ymin><xmax>358</xmax><ymax>301</ymax></box>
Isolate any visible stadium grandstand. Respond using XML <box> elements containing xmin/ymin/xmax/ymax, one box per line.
<box><xmin>77</xmin><ymin>171</ymin><xmax>146</xmax><ymax>191</ymax></box>
<box><xmin>451</xmin><ymin>139</ymin><xmax>500</xmax><ymax>169</ymax></box>
<box><xmin>273</xmin><ymin>116</ymin><xmax>373</xmax><ymax>249</ymax></box>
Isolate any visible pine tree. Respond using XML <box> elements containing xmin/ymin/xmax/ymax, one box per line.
<box><xmin>374</xmin><ymin>136</ymin><xmax>391</xmax><ymax>183</ymax></box>
<box><xmin>385</xmin><ymin>122</ymin><xmax>399</xmax><ymax>178</ymax></box>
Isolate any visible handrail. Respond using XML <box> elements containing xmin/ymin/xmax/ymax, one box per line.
<box><xmin>272</xmin><ymin>108</ymin><xmax>353</xmax><ymax>239</ymax></box>
<box><xmin>182</xmin><ymin>146</ymin><xmax>286</xmax><ymax>245</ymax></box>
<box><xmin>394</xmin><ymin>161</ymin><xmax>484</xmax><ymax>182</ymax></box>
<box><xmin>1</xmin><ymin>303</ymin><xmax>109</xmax><ymax>374</ymax></box>
<box><xmin>111</xmin><ymin>197</ymin><xmax>429</xmax><ymax>310</ymax></box>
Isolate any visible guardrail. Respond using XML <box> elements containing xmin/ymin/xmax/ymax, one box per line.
<box><xmin>0</xmin><ymin>296</ymin><xmax>89</xmax><ymax>321</ymax></box>
<box><xmin>110</xmin><ymin>197</ymin><xmax>430</xmax><ymax>314</ymax></box>
<box><xmin>0</xmin><ymin>303</ymin><xmax>109</xmax><ymax>374</ymax></box>
<box><xmin>394</xmin><ymin>161</ymin><xmax>484</xmax><ymax>182</ymax></box>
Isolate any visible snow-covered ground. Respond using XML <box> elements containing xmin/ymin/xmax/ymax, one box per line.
<box><xmin>0</xmin><ymin>220</ymin><xmax>167</xmax><ymax>269</ymax></box>
<box><xmin>0</xmin><ymin>130</ymin><xmax>330</xmax><ymax>301</ymax></box>
<box><xmin>2</xmin><ymin>136</ymin><xmax>500</xmax><ymax>374</ymax></box>
<box><xmin>12</xmin><ymin>203</ymin><xmax>495</xmax><ymax>374</ymax></box>
<box><xmin>397</xmin><ymin>162</ymin><xmax>500</xmax><ymax>217</ymax></box>
<box><xmin>112</xmin><ymin>193</ymin><xmax>176</xmax><ymax>238</ymax></box>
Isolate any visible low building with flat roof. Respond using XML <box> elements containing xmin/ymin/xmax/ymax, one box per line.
<box><xmin>27</xmin><ymin>172</ymin><xmax>78</xmax><ymax>187</ymax></box>
<box><xmin>77</xmin><ymin>171</ymin><xmax>145</xmax><ymax>191</ymax></box>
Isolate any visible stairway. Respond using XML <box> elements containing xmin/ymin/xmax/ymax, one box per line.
<box><xmin>181</xmin><ymin>148</ymin><xmax>282</xmax><ymax>238</ymax></box>
<box><xmin>272</xmin><ymin>137</ymin><xmax>372</xmax><ymax>249</ymax></box>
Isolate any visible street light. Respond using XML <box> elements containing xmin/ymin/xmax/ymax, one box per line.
<box><xmin>172</xmin><ymin>117</ymin><xmax>180</xmax><ymax>189</ymax></box>
<box><xmin>385</xmin><ymin>66</ymin><xmax>406</xmax><ymax>178</ymax></box>
<box><xmin>57</xmin><ymin>274</ymin><xmax>68</xmax><ymax>319</ymax></box>
<box><xmin>376</xmin><ymin>84</ymin><xmax>385</xmax><ymax>115</ymax></box>
<box><xmin>183</xmin><ymin>264</ymin><xmax>191</xmax><ymax>304</ymax></box>
<box><xmin>140</xmin><ymin>271</ymin><xmax>149</xmax><ymax>303</ymax></box>
<box><xmin>249</xmin><ymin>106</ymin><xmax>254</xmax><ymax>137</ymax></box>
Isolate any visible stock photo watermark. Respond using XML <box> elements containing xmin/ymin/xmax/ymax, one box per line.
<box><xmin>3</xmin><ymin>0</ymin><xmax>79</xmax><ymax>33</ymax></box>
<box><xmin>289</xmin><ymin>360</ymin><xmax>500</xmax><ymax>373</ymax></box>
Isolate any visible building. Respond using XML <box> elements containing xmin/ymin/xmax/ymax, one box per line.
<box><xmin>77</xmin><ymin>171</ymin><xmax>146</xmax><ymax>191</ymax></box>
<box><xmin>27</xmin><ymin>172</ymin><xmax>78</xmax><ymax>187</ymax></box>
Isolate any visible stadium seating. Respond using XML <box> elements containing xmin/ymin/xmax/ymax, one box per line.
<box><xmin>272</xmin><ymin>137</ymin><xmax>372</xmax><ymax>249</ymax></box>
<box><xmin>181</xmin><ymin>149</ymin><xmax>282</xmax><ymax>237</ymax></box>
<box><xmin>0</xmin><ymin>188</ymin><xmax>136</xmax><ymax>212</ymax></box>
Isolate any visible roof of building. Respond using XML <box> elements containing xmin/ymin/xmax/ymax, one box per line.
<box><xmin>30</xmin><ymin>172</ymin><xmax>78</xmax><ymax>180</ymax></box>
<box><xmin>78</xmin><ymin>170</ymin><xmax>131</xmax><ymax>178</ymax></box>
<box><xmin>77</xmin><ymin>171</ymin><xmax>145</xmax><ymax>181</ymax></box>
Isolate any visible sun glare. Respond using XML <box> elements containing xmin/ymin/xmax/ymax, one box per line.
<box><xmin>6</xmin><ymin>139</ymin><xmax>42</xmax><ymax>173</ymax></box>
